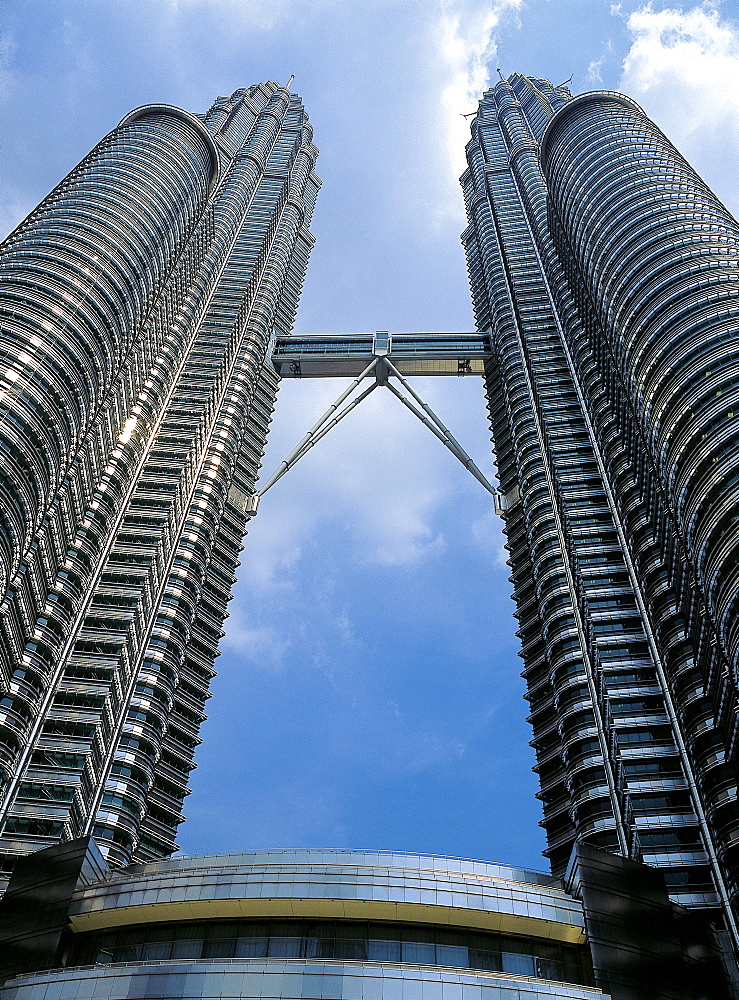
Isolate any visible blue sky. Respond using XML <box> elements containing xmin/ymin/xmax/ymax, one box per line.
<box><xmin>2</xmin><ymin>0</ymin><xmax>738</xmax><ymax>870</ymax></box>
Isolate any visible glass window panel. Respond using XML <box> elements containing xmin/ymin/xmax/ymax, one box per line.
<box><xmin>271</xmin><ymin>921</ymin><xmax>304</xmax><ymax>936</ymax></box>
<box><xmin>171</xmin><ymin>938</ymin><xmax>203</xmax><ymax>959</ymax></box>
<box><xmin>502</xmin><ymin>951</ymin><xmax>536</xmax><ymax>976</ymax></box>
<box><xmin>334</xmin><ymin>938</ymin><xmax>367</xmax><ymax>960</ymax></box>
<box><xmin>116</xmin><ymin>929</ymin><xmax>145</xmax><ymax>947</ymax></box>
<box><xmin>305</xmin><ymin>920</ymin><xmax>335</xmax><ymax>952</ymax></box>
<box><xmin>469</xmin><ymin>948</ymin><xmax>502</xmax><ymax>973</ymax></box>
<box><xmin>147</xmin><ymin>925</ymin><xmax>175</xmax><ymax>942</ymax></box>
<box><xmin>336</xmin><ymin>921</ymin><xmax>366</xmax><ymax>939</ymax></box>
<box><xmin>235</xmin><ymin>935</ymin><xmax>268</xmax><ymax>958</ymax></box>
<box><xmin>434</xmin><ymin>929</ymin><xmax>466</xmax><ymax>947</ymax></box>
<box><xmin>368</xmin><ymin>939</ymin><xmax>401</xmax><ymax>962</ymax></box>
<box><xmin>203</xmin><ymin>937</ymin><xmax>236</xmax><ymax>959</ymax></box>
<box><xmin>562</xmin><ymin>947</ymin><xmax>586</xmax><ymax>984</ymax></box>
<box><xmin>533</xmin><ymin>942</ymin><xmax>559</xmax><ymax>959</ymax></box>
<box><xmin>269</xmin><ymin>936</ymin><xmax>303</xmax><ymax>958</ymax></box>
<box><xmin>64</xmin><ymin>918</ymin><xmax>590</xmax><ymax>987</ymax></box>
<box><xmin>469</xmin><ymin>932</ymin><xmax>500</xmax><ymax>952</ymax></box>
<box><xmin>436</xmin><ymin>945</ymin><xmax>468</xmax><ymax>967</ymax></box>
<box><xmin>307</xmin><ymin>922</ymin><xmax>335</xmax><ymax>937</ymax></box>
<box><xmin>305</xmin><ymin>935</ymin><xmax>334</xmax><ymax>959</ymax></box>
<box><xmin>113</xmin><ymin>944</ymin><xmax>141</xmax><ymax>962</ymax></box>
<box><xmin>536</xmin><ymin>957</ymin><xmax>562</xmax><ymax>980</ymax></box>
<box><xmin>401</xmin><ymin>925</ymin><xmax>429</xmax><ymax>941</ymax></box>
<box><xmin>402</xmin><ymin>941</ymin><xmax>435</xmax><ymax>964</ymax></box>
<box><xmin>174</xmin><ymin>924</ymin><xmax>204</xmax><ymax>939</ymax></box>
<box><xmin>239</xmin><ymin>921</ymin><xmax>269</xmax><ymax>937</ymax></box>
<box><xmin>141</xmin><ymin>940</ymin><xmax>171</xmax><ymax>960</ymax></box>
<box><xmin>202</xmin><ymin>921</ymin><xmax>233</xmax><ymax>940</ymax></box>
<box><xmin>368</xmin><ymin>923</ymin><xmax>398</xmax><ymax>940</ymax></box>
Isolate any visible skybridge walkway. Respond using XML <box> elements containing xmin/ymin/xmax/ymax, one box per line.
<box><xmin>249</xmin><ymin>331</ymin><xmax>500</xmax><ymax>512</ymax></box>
<box><xmin>271</xmin><ymin>330</ymin><xmax>492</xmax><ymax>378</ymax></box>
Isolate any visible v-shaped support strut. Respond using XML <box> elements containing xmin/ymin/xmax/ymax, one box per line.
<box><xmin>255</xmin><ymin>356</ymin><xmax>496</xmax><ymax>505</ymax></box>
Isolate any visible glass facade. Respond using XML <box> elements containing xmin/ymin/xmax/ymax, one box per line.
<box><xmin>461</xmin><ymin>74</ymin><xmax>739</xmax><ymax>953</ymax></box>
<box><xmin>0</xmin><ymin>85</ymin><xmax>321</xmax><ymax>867</ymax></box>
<box><xmin>68</xmin><ymin>918</ymin><xmax>589</xmax><ymax>983</ymax></box>
<box><xmin>1</xmin><ymin>964</ymin><xmax>604</xmax><ymax>1000</ymax></box>
<box><xmin>0</xmin><ymin>849</ymin><xmax>604</xmax><ymax>1000</ymax></box>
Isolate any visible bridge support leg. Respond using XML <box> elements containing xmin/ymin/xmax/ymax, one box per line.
<box><xmin>258</xmin><ymin>359</ymin><xmax>378</xmax><ymax>496</ymax></box>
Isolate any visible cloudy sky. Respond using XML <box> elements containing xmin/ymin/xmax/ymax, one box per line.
<box><xmin>2</xmin><ymin>0</ymin><xmax>738</xmax><ymax>870</ymax></box>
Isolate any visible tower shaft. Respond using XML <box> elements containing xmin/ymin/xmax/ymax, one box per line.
<box><xmin>462</xmin><ymin>74</ymin><xmax>739</xmax><ymax>946</ymax></box>
<box><xmin>0</xmin><ymin>85</ymin><xmax>320</xmax><ymax>866</ymax></box>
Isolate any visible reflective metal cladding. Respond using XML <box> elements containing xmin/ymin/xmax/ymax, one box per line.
<box><xmin>462</xmin><ymin>74</ymin><xmax>739</xmax><ymax>950</ymax></box>
<box><xmin>0</xmin><ymin>84</ymin><xmax>321</xmax><ymax>867</ymax></box>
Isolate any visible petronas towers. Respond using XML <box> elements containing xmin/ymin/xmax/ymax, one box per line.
<box><xmin>1</xmin><ymin>72</ymin><xmax>739</xmax><ymax>972</ymax></box>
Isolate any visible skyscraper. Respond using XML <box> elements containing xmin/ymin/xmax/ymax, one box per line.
<box><xmin>461</xmin><ymin>75</ymin><xmax>739</xmax><ymax>952</ymax></box>
<box><xmin>1</xmin><ymin>74</ymin><xmax>739</xmax><ymax>1000</ymax></box>
<box><xmin>0</xmin><ymin>83</ymin><xmax>320</xmax><ymax>868</ymax></box>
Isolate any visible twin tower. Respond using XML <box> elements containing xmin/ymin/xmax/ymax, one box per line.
<box><xmin>1</xmin><ymin>74</ymin><xmax>739</xmax><ymax>993</ymax></box>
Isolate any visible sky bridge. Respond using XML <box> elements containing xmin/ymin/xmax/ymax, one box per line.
<box><xmin>271</xmin><ymin>330</ymin><xmax>492</xmax><ymax>378</ymax></box>
<box><xmin>255</xmin><ymin>331</ymin><xmax>500</xmax><ymax>512</ymax></box>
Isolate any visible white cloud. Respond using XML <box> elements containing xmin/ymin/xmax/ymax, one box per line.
<box><xmin>394</xmin><ymin>731</ymin><xmax>468</xmax><ymax>775</ymax></box>
<box><xmin>0</xmin><ymin>190</ymin><xmax>34</xmax><ymax>242</ymax></box>
<box><xmin>239</xmin><ymin>507</ymin><xmax>303</xmax><ymax>595</ymax></box>
<box><xmin>471</xmin><ymin>507</ymin><xmax>508</xmax><ymax>567</ymax></box>
<box><xmin>220</xmin><ymin>614</ymin><xmax>291</xmax><ymax>671</ymax></box>
<box><xmin>192</xmin><ymin>779</ymin><xmax>348</xmax><ymax>850</ymax></box>
<box><xmin>0</xmin><ymin>34</ymin><xmax>28</xmax><ymax>238</ymax></box>
<box><xmin>250</xmin><ymin>376</ymin><xmax>490</xmax><ymax>575</ymax></box>
<box><xmin>619</xmin><ymin>3</ymin><xmax>739</xmax><ymax>214</ymax></box>
<box><xmin>431</xmin><ymin>0</ymin><xmax>521</xmax><ymax>218</ymax></box>
<box><xmin>588</xmin><ymin>38</ymin><xmax>614</xmax><ymax>83</ymax></box>
<box><xmin>0</xmin><ymin>30</ymin><xmax>16</xmax><ymax>91</ymax></box>
<box><xmin>225</xmin><ymin>374</ymin><xmax>496</xmax><ymax>670</ymax></box>
<box><xmin>587</xmin><ymin>59</ymin><xmax>604</xmax><ymax>83</ymax></box>
<box><xmin>159</xmin><ymin>0</ymin><xmax>285</xmax><ymax>30</ymax></box>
